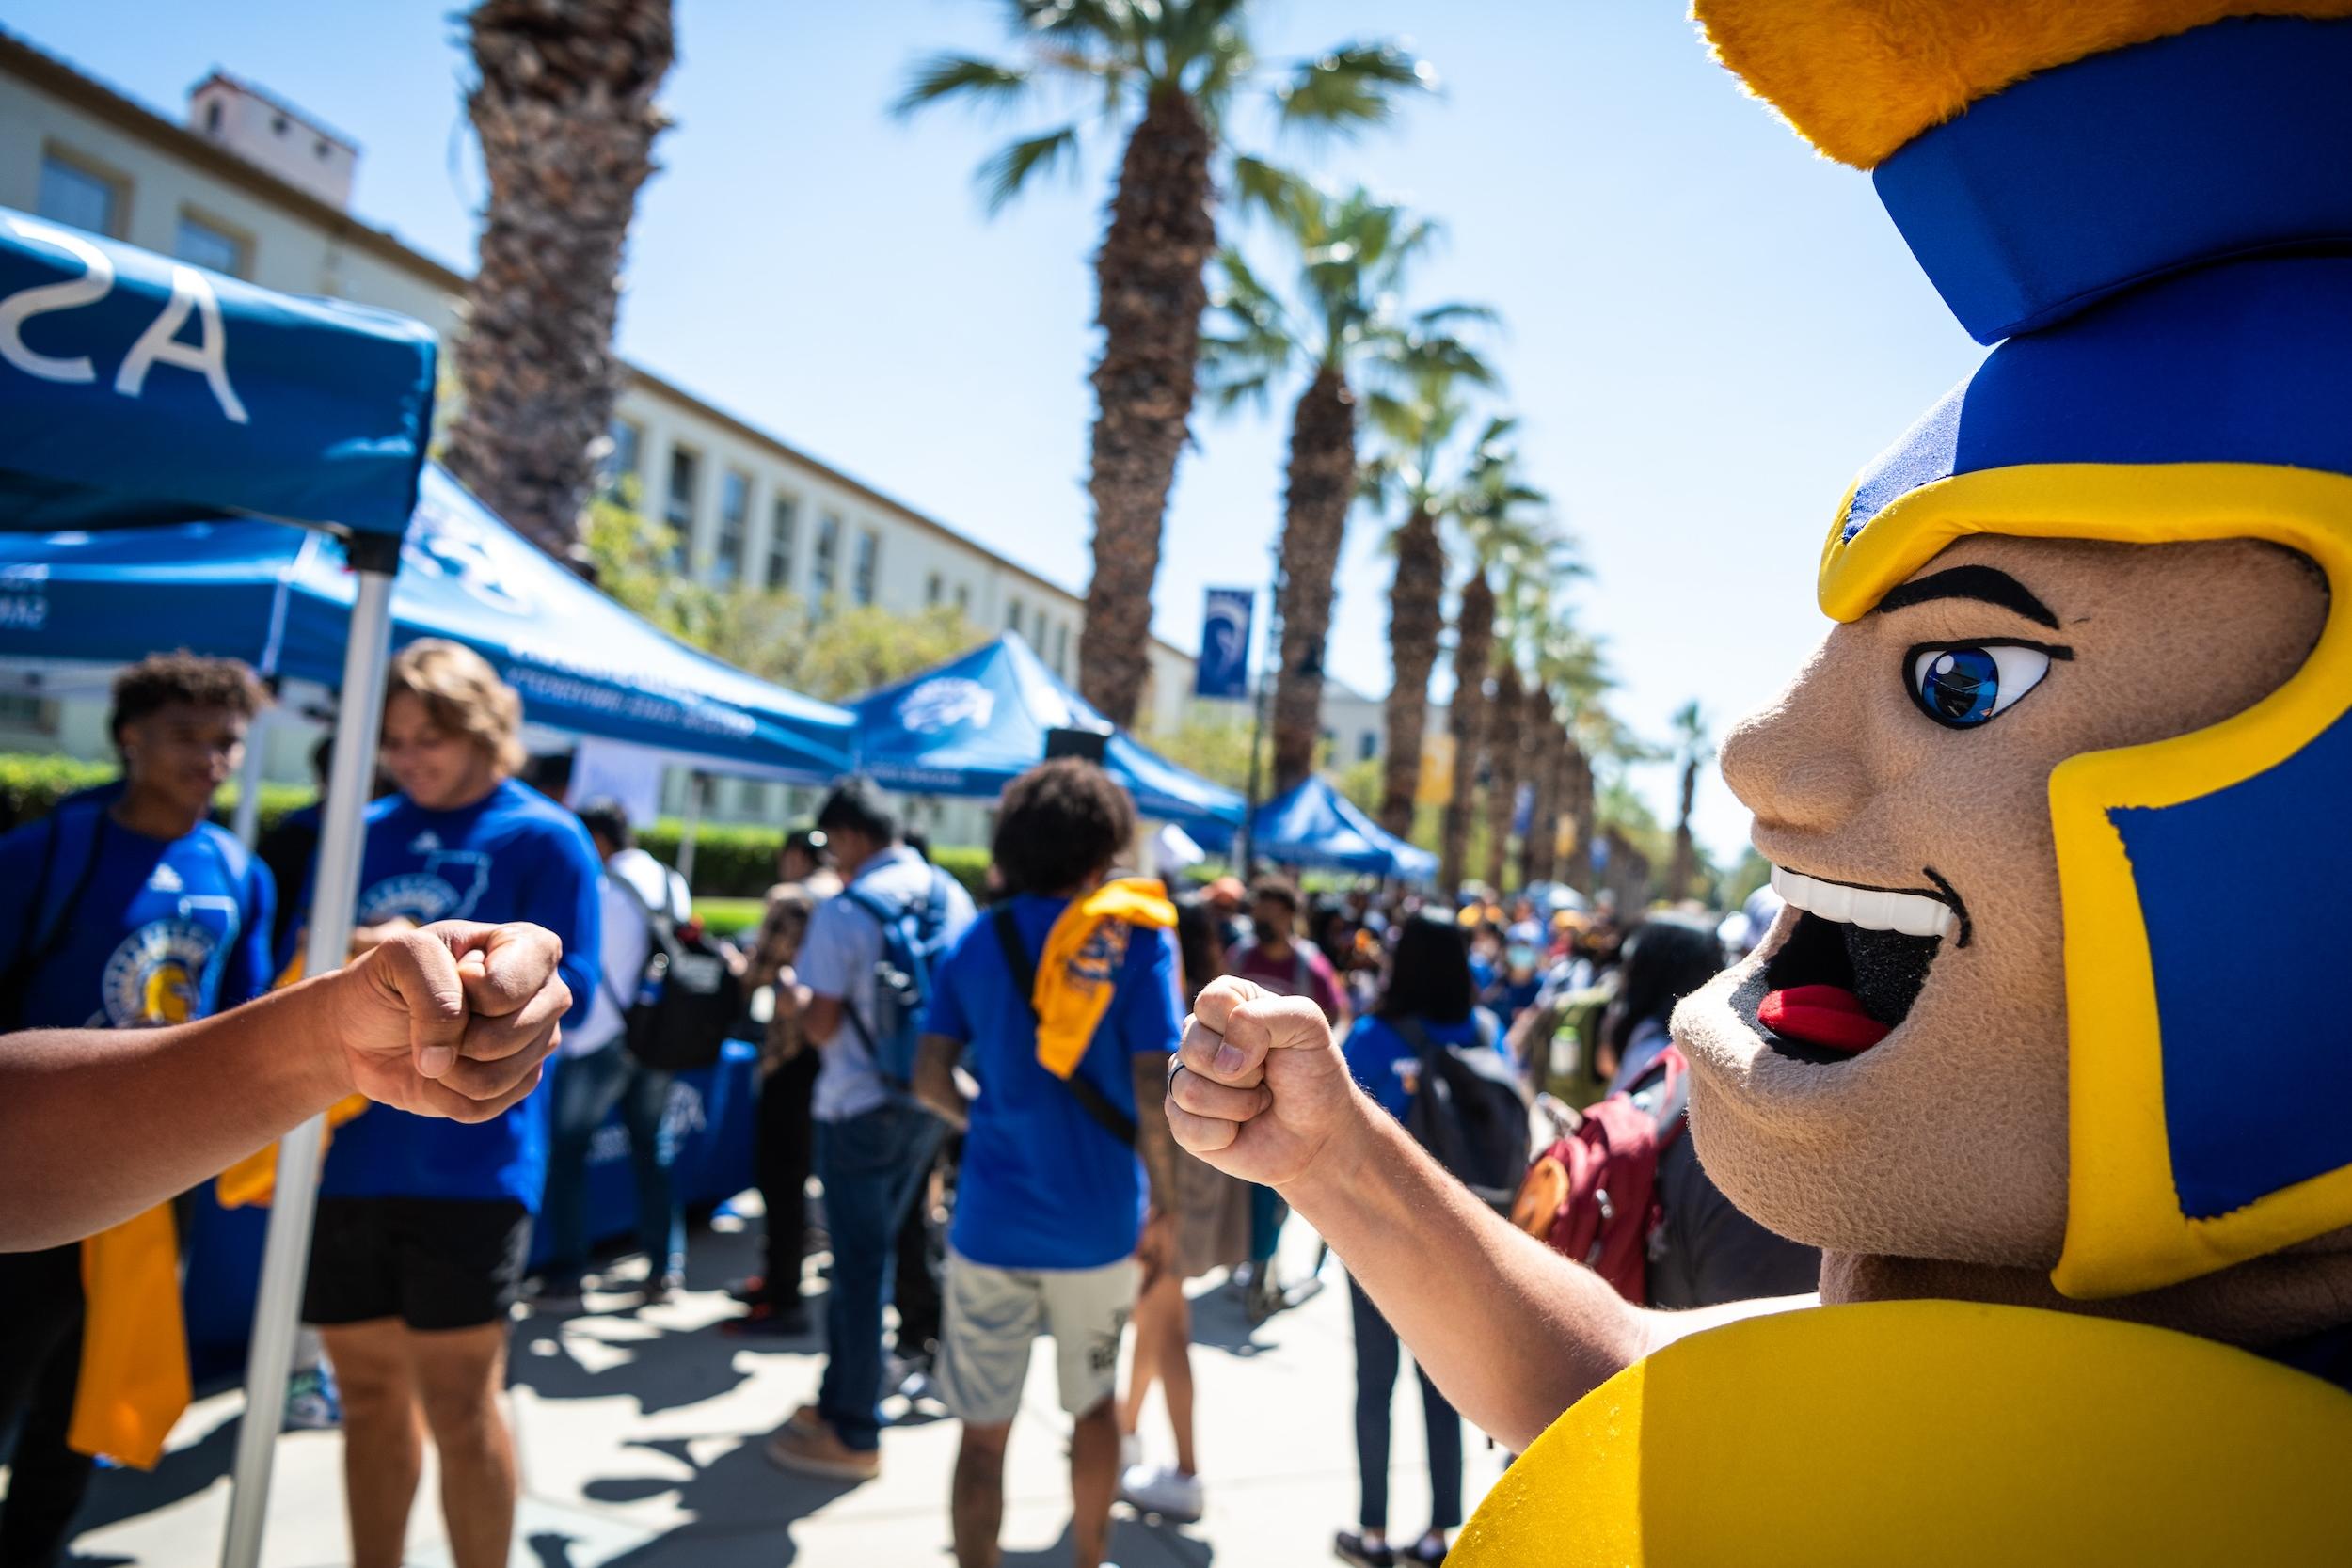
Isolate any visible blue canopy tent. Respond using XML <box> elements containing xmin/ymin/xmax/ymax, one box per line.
<box><xmin>1249</xmin><ymin>774</ymin><xmax>1438</xmax><ymax>881</ymax></box>
<box><xmin>0</xmin><ymin>463</ymin><xmax>857</xmax><ymax>780</ymax></box>
<box><xmin>850</xmin><ymin>632</ymin><xmax>1245</xmax><ymax>842</ymax></box>
<box><xmin>0</xmin><ymin>206</ymin><xmax>434</xmax><ymax>1568</ymax></box>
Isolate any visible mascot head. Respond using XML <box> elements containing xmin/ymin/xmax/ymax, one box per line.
<box><xmin>1675</xmin><ymin>1</ymin><xmax>2352</xmax><ymax>1306</ymax></box>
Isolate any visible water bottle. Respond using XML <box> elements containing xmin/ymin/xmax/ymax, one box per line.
<box><xmin>635</xmin><ymin>952</ymin><xmax>669</xmax><ymax>1009</ymax></box>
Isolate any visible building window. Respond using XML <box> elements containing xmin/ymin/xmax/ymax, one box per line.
<box><xmin>766</xmin><ymin>496</ymin><xmax>797</xmax><ymax>590</ymax></box>
<box><xmin>813</xmin><ymin>512</ymin><xmax>841</xmax><ymax>606</ymax></box>
<box><xmin>173</xmin><ymin>212</ymin><xmax>248</xmax><ymax>278</ymax></box>
<box><xmin>663</xmin><ymin>445</ymin><xmax>699</xmax><ymax>569</ymax></box>
<box><xmin>272</xmin><ymin>114</ymin><xmax>288</xmax><ymax>135</ymax></box>
<box><xmin>600</xmin><ymin>420</ymin><xmax>641</xmax><ymax>496</ymax></box>
<box><xmin>1054</xmin><ymin>621</ymin><xmax>1071</xmax><ymax>673</ymax></box>
<box><xmin>1005</xmin><ymin>596</ymin><xmax>1023</xmax><ymax>636</ymax></box>
<box><xmin>0</xmin><ymin>694</ymin><xmax>56</xmax><ymax>734</ymax></box>
<box><xmin>954</xmin><ymin>582</ymin><xmax>971</xmax><ymax>614</ymax></box>
<box><xmin>924</xmin><ymin>572</ymin><xmax>944</xmax><ymax>607</ymax></box>
<box><xmin>38</xmin><ymin>151</ymin><xmax>122</xmax><ymax>237</ymax></box>
<box><xmin>1359</xmin><ymin>730</ymin><xmax>1379</xmax><ymax>762</ymax></box>
<box><xmin>714</xmin><ymin>469</ymin><xmax>750</xmax><ymax>586</ymax></box>
<box><xmin>852</xmin><ymin>528</ymin><xmax>879</xmax><ymax>607</ymax></box>
<box><xmin>205</xmin><ymin>100</ymin><xmax>223</xmax><ymax>134</ymax></box>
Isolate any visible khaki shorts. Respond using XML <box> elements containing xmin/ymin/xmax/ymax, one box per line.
<box><xmin>935</xmin><ymin>1250</ymin><xmax>1138</xmax><ymax>1426</ymax></box>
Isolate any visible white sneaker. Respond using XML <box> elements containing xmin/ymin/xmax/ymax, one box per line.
<box><xmin>1120</xmin><ymin>1462</ymin><xmax>1203</xmax><ymax>1523</ymax></box>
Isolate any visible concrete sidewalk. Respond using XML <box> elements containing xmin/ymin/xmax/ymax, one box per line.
<box><xmin>69</xmin><ymin>1212</ymin><xmax>1504</xmax><ymax>1567</ymax></box>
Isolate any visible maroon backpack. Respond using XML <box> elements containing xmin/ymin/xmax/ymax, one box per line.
<box><xmin>1508</xmin><ymin>1045</ymin><xmax>1689</xmax><ymax>1303</ymax></box>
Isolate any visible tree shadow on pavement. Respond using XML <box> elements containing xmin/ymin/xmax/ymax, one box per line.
<box><xmin>73</xmin><ymin>1405</ymin><xmax>244</xmax><ymax>1533</ymax></box>
<box><xmin>509</xmin><ymin>1307</ymin><xmax>765</xmax><ymax>1418</ymax></box>
<box><xmin>533</xmin><ymin>1431</ymin><xmax>858</xmax><ymax>1568</ymax></box>
<box><xmin>1000</xmin><ymin>1515</ymin><xmax>1215</xmax><ymax>1567</ymax></box>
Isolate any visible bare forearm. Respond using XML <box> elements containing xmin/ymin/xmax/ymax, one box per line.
<box><xmin>1281</xmin><ymin>1102</ymin><xmax>1655</xmax><ymax>1450</ymax></box>
<box><xmin>0</xmin><ymin>979</ymin><xmax>350</xmax><ymax>1250</ymax></box>
<box><xmin>913</xmin><ymin>1034</ymin><xmax>968</xmax><ymax>1132</ymax></box>
<box><xmin>1131</xmin><ymin>1055</ymin><xmax>1179</xmax><ymax>1213</ymax></box>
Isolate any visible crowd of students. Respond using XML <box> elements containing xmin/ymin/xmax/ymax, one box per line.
<box><xmin>0</xmin><ymin>641</ymin><xmax>1789</xmax><ymax>1568</ymax></box>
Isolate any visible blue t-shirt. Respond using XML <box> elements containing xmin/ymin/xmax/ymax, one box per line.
<box><xmin>922</xmin><ymin>893</ymin><xmax>1183</xmax><ymax>1271</ymax></box>
<box><xmin>0</xmin><ymin>798</ymin><xmax>274</xmax><ymax>1030</ymax></box>
<box><xmin>1343</xmin><ymin>1008</ymin><xmax>1506</xmax><ymax>1122</ymax></box>
<box><xmin>310</xmin><ymin>779</ymin><xmax>601</xmax><ymax>1211</ymax></box>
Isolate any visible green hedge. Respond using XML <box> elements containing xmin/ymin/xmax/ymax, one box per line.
<box><xmin>0</xmin><ymin>753</ymin><xmax>997</xmax><ymax>900</ymax></box>
<box><xmin>0</xmin><ymin>752</ymin><xmax>314</xmax><ymax>834</ymax></box>
<box><xmin>638</xmin><ymin>817</ymin><xmax>992</xmax><ymax>901</ymax></box>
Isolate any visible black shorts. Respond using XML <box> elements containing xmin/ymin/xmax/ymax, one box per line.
<box><xmin>304</xmin><ymin>1196</ymin><xmax>532</xmax><ymax>1332</ymax></box>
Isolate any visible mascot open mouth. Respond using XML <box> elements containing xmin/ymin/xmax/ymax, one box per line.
<box><xmin>1749</xmin><ymin>865</ymin><xmax>1967</xmax><ymax>1063</ymax></box>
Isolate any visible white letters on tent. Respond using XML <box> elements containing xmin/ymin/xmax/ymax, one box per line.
<box><xmin>0</xmin><ymin>215</ymin><xmax>248</xmax><ymax>423</ymax></box>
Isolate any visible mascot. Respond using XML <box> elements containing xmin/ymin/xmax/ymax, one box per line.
<box><xmin>1457</xmin><ymin>2</ymin><xmax>2352</xmax><ymax>1561</ymax></box>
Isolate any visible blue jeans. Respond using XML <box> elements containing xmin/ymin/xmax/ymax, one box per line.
<box><xmin>543</xmin><ymin>1041</ymin><xmax>684</xmax><ymax>1283</ymax></box>
<box><xmin>814</xmin><ymin>1100</ymin><xmax>942</xmax><ymax>1451</ymax></box>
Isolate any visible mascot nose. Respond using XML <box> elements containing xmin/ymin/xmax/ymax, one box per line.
<box><xmin>1720</xmin><ymin>683</ymin><xmax>1869</xmax><ymax>832</ymax></box>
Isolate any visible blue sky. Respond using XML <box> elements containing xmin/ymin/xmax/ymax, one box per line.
<box><xmin>9</xmin><ymin>0</ymin><xmax>1986</xmax><ymax>861</ymax></box>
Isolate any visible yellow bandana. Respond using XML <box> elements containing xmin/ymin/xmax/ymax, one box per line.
<box><xmin>72</xmin><ymin>1205</ymin><xmax>190</xmax><ymax>1470</ymax></box>
<box><xmin>1029</xmin><ymin>878</ymin><xmax>1177</xmax><ymax>1079</ymax></box>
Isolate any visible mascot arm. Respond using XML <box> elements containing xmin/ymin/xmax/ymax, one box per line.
<box><xmin>1290</xmin><ymin>1106</ymin><xmax>1810</xmax><ymax>1450</ymax></box>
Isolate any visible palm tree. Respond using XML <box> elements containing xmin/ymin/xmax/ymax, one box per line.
<box><xmin>1200</xmin><ymin>170</ymin><xmax>1492</xmax><ymax>792</ymax></box>
<box><xmin>1523</xmin><ymin>614</ymin><xmax>1608</xmax><ymax>887</ymax></box>
<box><xmin>1482</xmin><ymin>656</ymin><xmax>1527</xmax><ymax>892</ymax></box>
<box><xmin>442</xmin><ymin>0</ymin><xmax>675</xmax><ymax>564</ymax></box>
<box><xmin>1438</xmin><ymin>440</ymin><xmax>1551</xmax><ymax>893</ymax></box>
<box><xmin>1477</xmin><ymin>547</ymin><xmax>1564</xmax><ymax>892</ymax></box>
<box><xmin>1360</xmin><ymin>385</ymin><xmax>1508</xmax><ymax>840</ymax></box>
<box><xmin>898</xmin><ymin>3</ymin><xmax>1434</xmax><ymax>727</ymax></box>
<box><xmin>1667</xmin><ymin>700</ymin><xmax>1712</xmax><ymax>902</ymax></box>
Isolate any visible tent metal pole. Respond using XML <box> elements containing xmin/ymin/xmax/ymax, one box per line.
<box><xmin>676</xmin><ymin>769</ymin><xmax>706</xmax><ymax>889</ymax></box>
<box><xmin>230</xmin><ymin>706</ymin><xmax>270</xmax><ymax>848</ymax></box>
<box><xmin>222</xmin><ymin>561</ymin><xmax>397</xmax><ymax>1568</ymax></box>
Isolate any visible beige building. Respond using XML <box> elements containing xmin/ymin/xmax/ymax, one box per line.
<box><xmin>0</xmin><ymin>29</ymin><xmax>1201</xmax><ymax>846</ymax></box>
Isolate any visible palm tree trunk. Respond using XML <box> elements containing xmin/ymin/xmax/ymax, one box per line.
<box><xmin>1560</xmin><ymin>739</ymin><xmax>1595</xmax><ymax>893</ymax></box>
<box><xmin>1380</xmin><ymin>504</ymin><xmax>1444</xmax><ymax>838</ymax></box>
<box><xmin>1482</xmin><ymin>662</ymin><xmax>1523</xmax><ymax>892</ymax></box>
<box><xmin>1270</xmin><ymin>364</ymin><xmax>1356</xmax><ymax>792</ymax></box>
<box><xmin>444</xmin><ymin>0</ymin><xmax>674</xmax><ymax>564</ymax></box>
<box><xmin>1074</xmin><ymin>86</ymin><xmax>1216</xmax><ymax>728</ymax></box>
<box><xmin>1441</xmin><ymin>570</ymin><xmax>1494</xmax><ymax>891</ymax></box>
<box><xmin>1518</xmin><ymin>705</ymin><xmax>1556</xmax><ymax>889</ymax></box>
<box><xmin>1669</xmin><ymin>755</ymin><xmax>1700</xmax><ymax>901</ymax></box>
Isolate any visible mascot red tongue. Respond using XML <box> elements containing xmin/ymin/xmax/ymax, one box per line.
<box><xmin>1758</xmin><ymin>985</ymin><xmax>1888</xmax><ymax>1053</ymax></box>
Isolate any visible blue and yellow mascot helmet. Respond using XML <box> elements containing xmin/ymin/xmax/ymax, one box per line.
<box><xmin>1698</xmin><ymin>0</ymin><xmax>2352</xmax><ymax>1298</ymax></box>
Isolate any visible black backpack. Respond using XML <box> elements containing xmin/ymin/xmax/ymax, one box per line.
<box><xmin>605</xmin><ymin>866</ymin><xmax>742</xmax><ymax>1072</ymax></box>
<box><xmin>1395</xmin><ymin>1014</ymin><xmax>1533</xmax><ymax>1212</ymax></box>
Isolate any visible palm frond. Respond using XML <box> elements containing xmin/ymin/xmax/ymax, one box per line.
<box><xmin>894</xmin><ymin>54</ymin><xmax>1033</xmax><ymax>119</ymax></box>
<box><xmin>1271</xmin><ymin>40</ymin><xmax>1436</xmax><ymax>136</ymax></box>
<box><xmin>976</xmin><ymin>123</ymin><xmax>1084</xmax><ymax>214</ymax></box>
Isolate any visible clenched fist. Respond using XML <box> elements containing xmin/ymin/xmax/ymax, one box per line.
<box><xmin>326</xmin><ymin>920</ymin><xmax>571</xmax><ymax>1120</ymax></box>
<box><xmin>1166</xmin><ymin>975</ymin><xmax>1366</xmax><ymax>1188</ymax></box>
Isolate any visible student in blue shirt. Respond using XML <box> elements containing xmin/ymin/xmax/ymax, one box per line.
<box><xmin>296</xmin><ymin>640</ymin><xmax>599</xmax><ymax>1568</ymax></box>
<box><xmin>910</xmin><ymin>760</ymin><xmax>1183</xmax><ymax>1568</ymax></box>
<box><xmin>1333</xmin><ymin>911</ymin><xmax>1503</xmax><ymax>1568</ymax></box>
<box><xmin>0</xmin><ymin>653</ymin><xmax>273</xmax><ymax>1568</ymax></box>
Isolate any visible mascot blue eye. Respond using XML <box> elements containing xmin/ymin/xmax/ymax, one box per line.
<box><xmin>1907</xmin><ymin>643</ymin><xmax>2055</xmax><ymax>729</ymax></box>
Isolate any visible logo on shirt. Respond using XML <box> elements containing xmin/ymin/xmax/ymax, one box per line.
<box><xmin>100</xmin><ymin>917</ymin><xmax>219</xmax><ymax>1027</ymax></box>
<box><xmin>409</xmin><ymin>830</ymin><xmax>443</xmax><ymax>854</ymax></box>
<box><xmin>147</xmin><ymin>862</ymin><xmax>183</xmax><ymax>894</ymax></box>
<box><xmin>360</xmin><ymin>850</ymin><xmax>492</xmax><ymax>924</ymax></box>
<box><xmin>897</xmin><ymin>677</ymin><xmax>993</xmax><ymax>734</ymax></box>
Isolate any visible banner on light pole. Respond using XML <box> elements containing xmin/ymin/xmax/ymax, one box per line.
<box><xmin>1195</xmin><ymin>586</ymin><xmax>1254</xmax><ymax>700</ymax></box>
